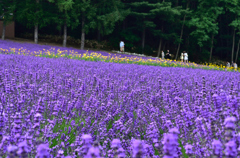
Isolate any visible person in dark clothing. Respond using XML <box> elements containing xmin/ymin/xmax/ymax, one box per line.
<box><xmin>166</xmin><ymin>50</ymin><xmax>171</xmax><ymax>59</ymax></box>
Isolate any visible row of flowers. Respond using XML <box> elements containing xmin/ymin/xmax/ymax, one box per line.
<box><xmin>0</xmin><ymin>47</ymin><xmax>238</xmax><ymax>72</ymax></box>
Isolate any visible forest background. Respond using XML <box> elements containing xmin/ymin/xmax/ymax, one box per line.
<box><xmin>1</xmin><ymin>0</ymin><xmax>240</xmax><ymax>65</ymax></box>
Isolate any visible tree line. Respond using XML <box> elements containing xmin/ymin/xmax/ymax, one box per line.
<box><xmin>1</xmin><ymin>0</ymin><xmax>240</xmax><ymax>64</ymax></box>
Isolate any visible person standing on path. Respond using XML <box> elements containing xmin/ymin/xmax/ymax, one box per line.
<box><xmin>166</xmin><ymin>50</ymin><xmax>171</xmax><ymax>59</ymax></box>
<box><xmin>234</xmin><ymin>63</ymin><xmax>238</xmax><ymax>71</ymax></box>
<box><xmin>180</xmin><ymin>53</ymin><xmax>183</xmax><ymax>62</ymax></box>
<box><xmin>120</xmin><ymin>41</ymin><xmax>124</xmax><ymax>53</ymax></box>
<box><xmin>184</xmin><ymin>51</ymin><xmax>188</xmax><ymax>63</ymax></box>
<box><xmin>161</xmin><ymin>50</ymin><xmax>165</xmax><ymax>59</ymax></box>
<box><xmin>226</xmin><ymin>62</ymin><xmax>230</xmax><ymax>68</ymax></box>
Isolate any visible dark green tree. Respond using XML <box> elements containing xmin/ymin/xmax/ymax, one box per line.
<box><xmin>175</xmin><ymin>0</ymin><xmax>190</xmax><ymax>60</ymax></box>
<box><xmin>129</xmin><ymin>1</ymin><xmax>157</xmax><ymax>54</ymax></box>
<box><xmin>150</xmin><ymin>1</ymin><xmax>182</xmax><ymax>57</ymax></box>
<box><xmin>15</xmin><ymin>0</ymin><xmax>52</xmax><ymax>43</ymax></box>
<box><xmin>7</xmin><ymin>0</ymin><xmax>240</xmax><ymax>64</ymax></box>
<box><xmin>0</xmin><ymin>0</ymin><xmax>15</xmax><ymax>40</ymax></box>
<box><xmin>93</xmin><ymin>0</ymin><xmax>128</xmax><ymax>43</ymax></box>
<box><xmin>48</xmin><ymin>0</ymin><xmax>75</xmax><ymax>47</ymax></box>
<box><xmin>225</xmin><ymin>0</ymin><xmax>240</xmax><ymax>63</ymax></box>
<box><xmin>189</xmin><ymin>0</ymin><xmax>223</xmax><ymax>62</ymax></box>
<box><xmin>72</xmin><ymin>0</ymin><xmax>96</xmax><ymax>50</ymax></box>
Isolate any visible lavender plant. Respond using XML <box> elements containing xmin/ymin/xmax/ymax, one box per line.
<box><xmin>0</xmin><ymin>53</ymin><xmax>239</xmax><ymax>157</ymax></box>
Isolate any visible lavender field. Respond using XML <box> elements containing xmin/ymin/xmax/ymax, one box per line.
<box><xmin>0</xmin><ymin>53</ymin><xmax>240</xmax><ymax>158</ymax></box>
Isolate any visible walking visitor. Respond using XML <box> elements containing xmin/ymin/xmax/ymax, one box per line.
<box><xmin>180</xmin><ymin>53</ymin><xmax>183</xmax><ymax>62</ymax></box>
<box><xmin>120</xmin><ymin>41</ymin><xmax>124</xmax><ymax>53</ymax></box>
<box><xmin>166</xmin><ymin>50</ymin><xmax>171</xmax><ymax>59</ymax></box>
<box><xmin>226</xmin><ymin>62</ymin><xmax>230</xmax><ymax>68</ymax></box>
<box><xmin>234</xmin><ymin>63</ymin><xmax>238</xmax><ymax>70</ymax></box>
<box><xmin>162</xmin><ymin>51</ymin><xmax>165</xmax><ymax>59</ymax></box>
<box><xmin>184</xmin><ymin>51</ymin><xmax>188</xmax><ymax>63</ymax></box>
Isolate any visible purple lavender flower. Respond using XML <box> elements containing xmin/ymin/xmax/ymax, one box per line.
<box><xmin>224</xmin><ymin>140</ymin><xmax>237</xmax><ymax>157</ymax></box>
<box><xmin>86</xmin><ymin>146</ymin><xmax>101</xmax><ymax>158</ymax></box>
<box><xmin>132</xmin><ymin>139</ymin><xmax>144</xmax><ymax>158</ymax></box>
<box><xmin>184</xmin><ymin>144</ymin><xmax>193</xmax><ymax>156</ymax></box>
<box><xmin>162</xmin><ymin>133</ymin><xmax>178</xmax><ymax>157</ymax></box>
<box><xmin>211</xmin><ymin>139</ymin><xmax>222</xmax><ymax>157</ymax></box>
<box><xmin>144</xmin><ymin>143</ymin><xmax>154</xmax><ymax>157</ymax></box>
<box><xmin>17</xmin><ymin>141</ymin><xmax>30</xmax><ymax>158</ymax></box>
<box><xmin>169</xmin><ymin>127</ymin><xmax>180</xmax><ymax>142</ymax></box>
<box><xmin>56</xmin><ymin>149</ymin><xmax>65</xmax><ymax>158</ymax></box>
<box><xmin>36</xmin><ymin>144</ymin><xmax>52</xmax><ymax>158</ymax></box>
<box><xmin>81</xmin><ymin>134</ymin><xmax>92</xmax><ymax>145</ymax></box>
<box><xmin>224</xmin><ymin>116</ymin><xmax>236</xmax><ymax>142</ymax></box>
<box><xmin>111</xmin><ymin>138</ymin><xmax>124</xmax><ymax>157</ymax></box>
<box><xmin>224</xmin><ymin>116</ymin><xmax>236</xmax><ymax>130</ymax></box>
<box><xmin>78</xmin><ymin>134</ymin><xmax>93</xmax><ymax>156</ymax></box>
<box><xmin>111</xmin><ymin>139</ymin><xmax>122</xmax><ymax>149</ymax></box>
<box><xmin>7</xmin><ymin>145</ymin><xmax>18</xmax><ymax>158</ymax></box>
<box><xmin>117</xmin><ymin>147</ymin><xmax>126</xmax><ymax>158</ymax></box>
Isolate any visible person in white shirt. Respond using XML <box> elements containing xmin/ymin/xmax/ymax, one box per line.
<box><xmin>226</xmin><ymin>62</ymin><xmax>230</xmax><ymax>68</ymax></box>
<box><xmin>161</xmin><ymin>51</ymin><xmax>165</xmax><ymax>59</ymax></box>
<box><xmin>180</xmin><ymin>53</ymin><xmax>183</xmax><ymax>62</ymax></box>
<box><xmin>234</xmin><ymin>63</ymin><xmax>238</xmax><ymax>70</ymax></box>
<box><xmin>183</xmin><ymin>51</ymin><xmax>188</xmax><ymax>63</ymax></box>
<box><xmin>120</xmin><ymin>41</ymin><xmax>124</xmax><ymax>52</ymax></box>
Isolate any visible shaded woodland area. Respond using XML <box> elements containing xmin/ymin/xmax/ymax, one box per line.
<box><xmin>1</xmin><ymin>0</ymin><xmax>240</xmax><ymax>64</ymax></box>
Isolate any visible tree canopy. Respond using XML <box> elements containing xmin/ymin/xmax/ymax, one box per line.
<box><xmin>1</xmin><ymin>0</ymin><xmax>240</xmax><ymax>64</ymax></box>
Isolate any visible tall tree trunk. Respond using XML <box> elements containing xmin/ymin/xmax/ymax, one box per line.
<box><xmin>63</xmin><ymin>20</ymin><xmax>67</xmax><ymax>47</ymax></box>
<box><xmin>227</xmin><ymin>22</ymin><xmax>230</xmax><ymax>59</ymax></box>
<box><xmin>199</xmin><ymin>46</ymin><xmax>202</xmax><ymax>57</ymax></box>
<box><xmin>97</xmin><ymin>28</ymin><xmax>101</xmax><ymax>42</ymax></box>
<box><xmin>235</xmin><ymin>39</ymin><xmax>240</xmax><ymax>63</ymax></box>
<box><xmin>175</xmin><ymin>14</ymin><xmax>186</xmax><ymax>60</ymax></box>
<box><xmin>157</xmin><ymin>25</ymin><xmax>164</xmax><ymax>57</ymax></box>
<box><xmin>220</xmin><ymin>36</ymin><xmax>223</xmax><ymax>59</ymax></box>
<box><xmin>34</xmin><ymin>24</ymin><xmax>38</xmax><ymax>44</ymax></box>
<box><xmin>141</xmin><ymin>24</ymin><xmax>145</xmax><ymax>54</ymax></box>
<box><xmin>231</xmin><ymin>28</ymin><xmax>236</xmax><ymax>63</ymax></box>
<box><xmin>209</xmin><ymin>35</ymin><xmax>214</xmax><ymax>63</ymax></box>
<box><xmin>1</xmin><ymin>21</ymin><xmax>6</xmax><ymax>40</ymax></box>
<box><xmin>34</xmin><ymin>0</ymin><xmax>39</xmax><ymax>44</ymax></box>
<box><xmin>80</xmin><ymin>14</ymin><xmax>85</xmax><ymax>50</ymax></box>
<box><xmin>157</xmin><ymin>38</ymin><xmax>162</xmax><ymax>58</ymax></box>
<box><xmin>175</xmin><ymin>1</ymin><xmax>188</xmax><ymax>60</ymax></box>
<box><xmin>187</xmin><ymin>35</ymin><xmax>189</xmax><ymax>50</ymax></box>
<box><xmin>220</xmin><ymin>16</ymin><xmax>223</xmax><ymax>59</ymax></box>
<box><xmin>59</xmin><ymin>25</ymin><xmax>62</xmax><ymax>36</ymax></box>
<box><xmin>163</xmin><ymin>42</ymin><xmax>166</xmax><ymax>51</ymax></box>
